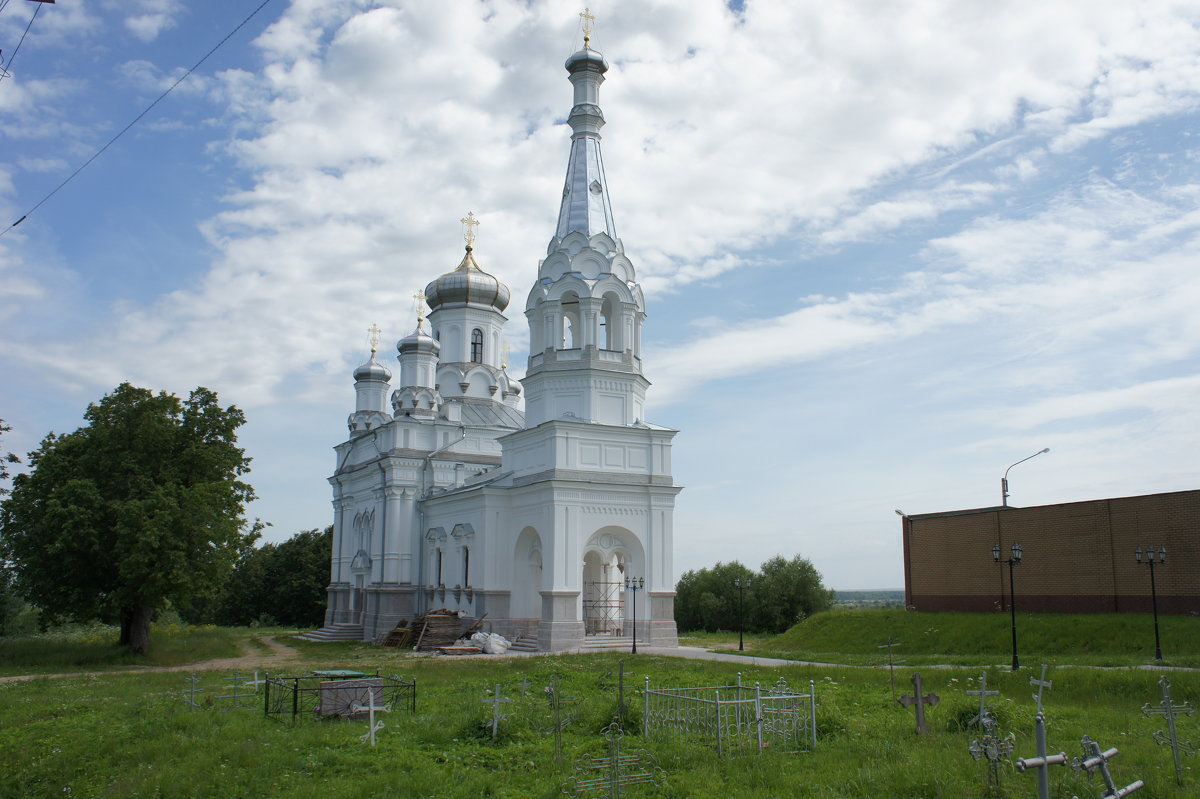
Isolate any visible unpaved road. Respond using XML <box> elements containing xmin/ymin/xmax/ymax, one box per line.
<box><xmin>0</xmin><ymin>635</ymin><xmax>302</xmax><ymax>684</ymax></box>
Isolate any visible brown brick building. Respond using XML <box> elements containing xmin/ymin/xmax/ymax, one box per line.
<box><xmin>901</xmin><ymin>489</ymin><xmax>1199</xmax><ymax>614</ymax></box>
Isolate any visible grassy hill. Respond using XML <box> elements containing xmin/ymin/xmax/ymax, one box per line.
<box><xmin>748</xmin><ymin>608</ymin><xmax>1200</xmax><ymax>667</ymax></box>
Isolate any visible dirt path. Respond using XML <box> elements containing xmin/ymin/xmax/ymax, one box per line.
<box><xmin>0</xmin><ymin>635</ymin><xmax>303</xmax><ymax>684</ymax></box>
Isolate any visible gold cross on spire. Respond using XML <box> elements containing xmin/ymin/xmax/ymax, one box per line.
<box><xmin>412</xmin><ymin>290</ymin><xmax>427</xmax><ymax>330</ymax></box>
<box><xmin>580</xmin><ymin>7</ymin><xmax>595</xmax><ymax>45</ymax></box>
<box><xmin>502</xmin><ymin>341</ymin><xmax>512</xmax><ymax>370</ymax></box>
<box><xmin>460</xmin><ymin>211</ymin><xmax>480</xmax><ymax>249</ymax></box>
<box><xmin>367</xmin><ymin>323</ymin><xmax>382</xmax><ymax>358</ymax></box>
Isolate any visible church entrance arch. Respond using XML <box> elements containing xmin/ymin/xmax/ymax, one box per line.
<box><xmin>512</xmin><ymin>527</ymin><xmax>544</xmax><ymax>621</ymax></box>
<box><xmin>582</xmin><ymin>527</ymin><xmax>643</xmax><ymax>637</ymax></box>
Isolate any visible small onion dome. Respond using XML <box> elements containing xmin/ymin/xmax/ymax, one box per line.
<box><xmin>397</xmin><ymin>324</ymin><xmax>440</xmax><ymax>356</ymax></box>
<box><xmin>565</xmin><ymin>45</ymin><xmax>609</xmax><ymax>74</ymax></box>
<box><xmin>424</xmin><ymin>246</ymin><xmax>511</xmax><ymax>312</ymax></box>
<box><xmin>503</xmin><ymin>369</ymin><xmax>522</xmax><ymax>396</ymax></box>
<box><xmin>353</xmin><ymin>356</ymin><xmax>392</xmax><ymax>382</ymax></box>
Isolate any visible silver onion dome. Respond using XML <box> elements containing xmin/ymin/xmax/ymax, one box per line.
<box><xmin>353</xmin><ymin>357</ymin><xmax>392</xmax><ymax>382</ymax></box>
<box><xmin>424</xmin><ymin>246</ymin><xmax>511</xmax><ymax>313</ymax></box>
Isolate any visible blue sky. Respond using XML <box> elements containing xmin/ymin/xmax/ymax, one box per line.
<box><xmin>2</xmin><ymin>1</ymin><xmax>1199</xmax><ymax>590</ymax></box>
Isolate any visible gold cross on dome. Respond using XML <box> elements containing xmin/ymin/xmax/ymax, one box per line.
<box><xmin>580</xmin><ymin>7</ymin><xmax>595</xmax><ymax>45</ymax></box>
<box><xmin>502</xmin><ymin>341</ymin><xmax>511</xmax><ymax>370</ymax></box>
<box><xmin>460</xmin><ymin>211</ymin><xmax>480</xmax><ymax>248</ymax></box>
<box><xmin>367</xmin><ymin>323</ymin><xmax>382</xmax><ymax>358</ymax></box>
<box><xmin>412</xmin><ymin>291</ymin><xmax>427</xmax><ymax>329</ymax></box>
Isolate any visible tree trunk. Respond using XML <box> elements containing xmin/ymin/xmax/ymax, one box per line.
<box><xmin>120</xmin><ymin>605</ymin><xmax>154</xmax><ymax>654</ymax></box>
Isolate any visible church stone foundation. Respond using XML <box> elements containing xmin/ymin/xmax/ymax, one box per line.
<box><xmin>539</xmin><ymin>590</ymin><xmax>586</xmax><ymax>652</ymax></box>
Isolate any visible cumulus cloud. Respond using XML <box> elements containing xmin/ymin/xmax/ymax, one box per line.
<box><xmin>122</xmin><ymin>0</ymin><xmax>185</xmax><ymax>43</ymax></box>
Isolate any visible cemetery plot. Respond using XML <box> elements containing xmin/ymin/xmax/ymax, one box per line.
<box><xmin>263</xmin><ymin>671</ymin><xmax>416</xmax><ymax>721</ymax></box>
<box><xmin>642</xmin><ymin>676</ymin><xmax>817</xmax><ymax>756</ymax></box>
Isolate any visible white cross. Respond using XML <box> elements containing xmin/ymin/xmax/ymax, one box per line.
<box><xmin>352</xmin><ymin>696</ymin><xmax>391</xmax><ymax>746</ymax></box>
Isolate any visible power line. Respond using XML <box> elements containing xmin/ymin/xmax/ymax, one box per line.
<box><xmin>1</xmin><ymin>0</ymin><xmax>277</xmax><ymax>237</ymax></box>
<box><xmin>0</xmin><ymin>0</ymin><xmax>43</xmax><ymax>85</ymax></box>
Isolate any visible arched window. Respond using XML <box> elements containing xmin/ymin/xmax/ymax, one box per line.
<box><xmin>470</xmin><ymin>329</ymin><xmax>484</xmax><ymax>363</ymax></box>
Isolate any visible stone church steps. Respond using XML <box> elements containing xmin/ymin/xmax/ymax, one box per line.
<box><xmin>295</xmin><ymin>623</ymin><xmax>364</xmax><ymax>642</ymax></box>
<box><xmin>580</xmin><ymin>636</ymin><xmax>636</xmax><ymax>650</ymax></box>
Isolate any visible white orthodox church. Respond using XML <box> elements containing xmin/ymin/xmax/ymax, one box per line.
<box><xmin>315</xmin><ymin>33</ymin><xmax>680</xmax><ymax>652</ymax></box>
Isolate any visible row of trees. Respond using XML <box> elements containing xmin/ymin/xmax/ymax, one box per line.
<box><xmin>674</xmin><ymin>554</ymin><xmax>834</xmax><ymax>634</ymax></box>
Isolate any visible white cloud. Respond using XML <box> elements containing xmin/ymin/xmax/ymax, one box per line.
<box><xmin>122</xmin><ymin>0</ymin><xmax>185</xmax><ymax>43</ymax></box>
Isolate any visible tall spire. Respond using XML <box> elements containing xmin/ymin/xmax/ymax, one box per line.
<box><xmin>555</xmin><ymin>15</ymin><xmax>616</xmax><ymax>240</ymax></box>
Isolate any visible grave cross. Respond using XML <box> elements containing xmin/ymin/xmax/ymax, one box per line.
<box><xmin>1017</xmin><ymin>713</ymin><xmax>1068</xmax><ymax>799</ymax></box>
<box><xmin>1141</xmin><ymin>675</ymin><xmax>1196</xmax><ymax>786</ymax></box>
<box><xmin>542</xmin><ymin>676</ymin><xmax>581</xmax><ymax>764</ymax></box>
<box><xmin>969</xmin><ymin>713</ymin><xmax>1015</xmax><ymax>799</ymax></box>
<box><xmin>217</xmin><ymin>671</ymin><xmax>257</xmax><ymax>709</ymax></box>
<box><xmin>481</xmin><ymin>683</ymin><xmax>513</xmax><ymax>741</ymax></box>
<box><xmin>562</xmin><ymin>721</ymin><xmax>665</xmax><ymax>798</ymax></box>
<box><xmin>1031</xmin><ymin>664</ymin><xmax>1053</xmax><ymax>714</ymax></box>
<box><xmin>1072</xmin><ymin>735</ymin><xmax>1144</xmax><ymax>799</ymax></box>
<box><xmin>183</xmin><ymin>674</ymin><xmax>203</xmax><ymax>710</ymax></box>
<box><xmin>351</xmin><ymin>697</ymin><xmax>390</xmax><ymax>747</ymax></box>
<box><xmin>516</xmin><ymin>675</ymin><xmax>531</xmax><ymax>700</ymax></box>
<box><xmin>897</xmin><ymin>672</ymin><xmax>940</xmax><ymax>734</ymax></box>
<box><xmin>877</xmin><ymin>639</ymin><xmax>906</xmax><ymax>703</ymax></box>
<box><xmin>967</xmin><ymin>671</ymin><xmax>1001</xmax><ymax>726</ymax></box>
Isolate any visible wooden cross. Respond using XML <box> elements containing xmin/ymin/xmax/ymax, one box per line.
<box><xmin>460</xmin><ymin>211</ymin><xmax>479</xmax><ymax>248</ymax></box>
<box><xmin>1142</xmin><ymin>675</ymin><xmax>1196</xmax><ymax>786</ymax></box>
<box><xmin>1017</xmin><ymin>713</ymin><xmax>1068</xmax><ymax>799</ymax></box>
<box><xmin>1072</xmin><ymin>735</ymin><xmax>1145</xmax><ymax>798</ymax></box>
<box><xmin>1030</xmin><ymin>664</ymin><xmax>1053</xmax><ymax>714</ymax></box>
<box><xmin>897</xmin><ymin>672</ymin><xmax>939</xmax><ymax>734</ymax></box>
<box><xmin>351</xmin><ymin>696</ymin><xmax>390</xmax><ymax>746</ymax></box>
<box><xmin>516</xmin><ymin>675</ymin><xmax>531</xmax><ymax>699</ymax></box>
<box><xmin>481</xmin><ymin>683</ymin><xmax>513</xmax><ymax>741</ymax></box>
<box><xmin>967</xmin><ymin>671</ymin><xmax>1001</xmax><ymax>726</ymax></box>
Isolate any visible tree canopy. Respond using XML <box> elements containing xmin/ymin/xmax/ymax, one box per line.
<box><xmin>0</xmin><ymin>384</ymin><xmax>261</xmax><ymax>653</ymax></box>
<box><xmin>674</xmin><ymin>554</ymin><xmax>834</xmax><ymax>634</ymax></box>
<box><xmin>209</xmin><ymin>526</ymin><xmax>333</xmax><ymax>629</ymax></box>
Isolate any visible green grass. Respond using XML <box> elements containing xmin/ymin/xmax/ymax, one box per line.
<box><xmin>738</xmin><ymin>608</ymin><xmax>1200</xmax><ymax>667</ymax></box>
<box><xmin>1</xmin><ymin>650</ymin><xmax>1197</xmax><ymax>798</ymax></box>
<box><xmin>0</xmin><ymin>622</ymin><xmax>245</xmax><ymax>676</ymax></box>
<box><xmin>1</xmin><ymin>614</ymin><xmax>1199</xmax><ymax>797</ymax></box>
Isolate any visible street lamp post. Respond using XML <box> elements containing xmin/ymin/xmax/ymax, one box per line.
<box><xmin>1135</xmin><ymin>546</ymin><xmax>1167</xmax><ymax>661</ymax></box>
<box><xmin>734</xmin><ymin>577</ymin><xmax>752</xmax><ymax>652</ymax></box>
<box><xmin>993</xmin><ymin>542</ymin><xmax>1023</xmax><ymax>671</ymax></box>
<box><xmin>624</xmin><ymin>576</ymin><xmax>644</xmax><ymax>655</ymax></box>
<box><xmin>1001</xmin><ymin>448</ymin><xmax>1050</xmax><ymax>507</ymax></box>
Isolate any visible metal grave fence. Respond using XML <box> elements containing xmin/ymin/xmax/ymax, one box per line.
<box><xmin>263</xmin><ymin>671</ymin><xmax>416</xmax><ymax>721</ymax></box>
<box><xmin>642</xmin><ymin>676</ymin><xmax>816</xmax><ymax>756</ymax></box>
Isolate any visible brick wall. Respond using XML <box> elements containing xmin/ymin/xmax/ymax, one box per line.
<box><xmin>903</xmin><ymin>489</ymin><xmax>1200</xmax><ymax>614</ymax></box>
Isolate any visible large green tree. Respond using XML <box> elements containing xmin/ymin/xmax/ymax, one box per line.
<box><xmin>0</xmin><ymin>384</ymin><xmax>261</xmax><ymax>653</ymax></box>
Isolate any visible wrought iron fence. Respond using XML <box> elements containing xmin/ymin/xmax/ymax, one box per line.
<box><xmin>642</xmin><ymin>676</ymin><xmax>816</xmax><ymax>756</ymax></box>
<box><xmin>263</xmin><ymin>672</ymin><xmax>416</xmax><ymax>721</ymax></box>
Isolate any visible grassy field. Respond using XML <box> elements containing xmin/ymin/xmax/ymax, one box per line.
<box><xmin>747</xmin><ymin>608</ymin><xmax>1200</xmax><ymax>668</ymax></box>
<box><xmin>1</xmin><ymin>613</ymin><xmax>1198</xmax><ymax>798</ymax></box>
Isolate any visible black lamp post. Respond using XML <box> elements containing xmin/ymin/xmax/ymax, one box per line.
<box><xmin>1135</xmin><ymin>545</ymin><xmax>1167</xmax><ymax>661</ymax></box>
<box><xmin>734</xmin><ymin>576</ymin><xmax>752</xmax><ymax>652</ymax></box>
<box><xmin>624</xmin><ymin>576</ymin><xmax>644</xmax><ymax>655</ymax></box>
<box><xmin>992</xmin><ymin>541</ymin><xmax>1023</xmax><ymax>670</ymax></box>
